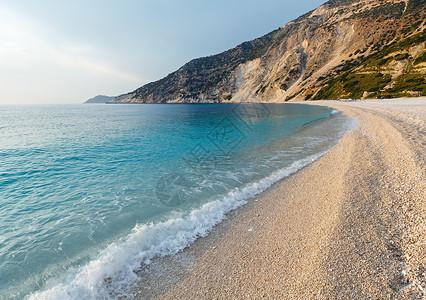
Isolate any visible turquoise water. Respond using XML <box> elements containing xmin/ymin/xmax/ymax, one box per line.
<box><xmin>0</xmin><ymin>104</ymin><xmax>354</xmax><ymax>299</ymax></box>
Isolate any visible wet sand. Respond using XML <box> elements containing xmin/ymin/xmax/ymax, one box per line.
<box><xmin>134</xmin><ymin>98</ymin><xmax>425</xmax><ymax>299</ymax></box>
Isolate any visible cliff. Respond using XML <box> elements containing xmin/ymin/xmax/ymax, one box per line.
<box><xmin>111</xmin><ymin>0</ymin><xmax>426</xmax><ymax>103</ymax></box>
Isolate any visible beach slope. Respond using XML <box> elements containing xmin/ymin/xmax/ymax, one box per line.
<box><xmin>137</xmin><ymin>99</ymin><xmax>425</xmax><ymax>299</ymax></box>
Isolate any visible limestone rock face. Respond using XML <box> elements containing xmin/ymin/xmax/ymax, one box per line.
<box><xmin>111</xmin><ymin>0</ymin><xmax>426</xmax><ymax>103</ymax></box>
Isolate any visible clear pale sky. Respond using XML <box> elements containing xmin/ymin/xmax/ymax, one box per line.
<box><xmin>0</xmin><ymin>0</ymin><xmax>325</xmax><ymax>104</ymax></box>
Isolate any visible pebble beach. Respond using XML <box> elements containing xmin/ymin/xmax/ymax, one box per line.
<box><xmin>134</xmin><ymin>98</ymin><xmax>425</xmax><ymax>299</ymax></box>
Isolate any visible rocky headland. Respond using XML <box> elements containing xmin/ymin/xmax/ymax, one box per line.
<box><xmin>111</xmin><ymin>0</ymin><xmax>426</xmax><ymax>104</ymax></box>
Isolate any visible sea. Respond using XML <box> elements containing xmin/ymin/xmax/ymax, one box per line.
<box><xmin>0</xmin><ymin>103</ymin><xmax>356</xmax><ymax>299</ymax></box>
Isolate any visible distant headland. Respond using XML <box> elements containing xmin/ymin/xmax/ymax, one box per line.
<box><xmin>84</xmin><ymin>95</ymin><xmax>116</xmax><ymax>104</ymax></box>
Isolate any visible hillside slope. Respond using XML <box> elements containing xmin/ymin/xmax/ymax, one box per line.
<box><xmin>111</xmin><ymin>0</ymin><xmax>426</xmax><ymax>103</ymax></box>
<box><xmin>85</xmin><ymin>95</ymin><xmax>116</xmax><ymax>103</ymax></box>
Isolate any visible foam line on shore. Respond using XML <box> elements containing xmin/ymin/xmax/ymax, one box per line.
<box><xmin>28</xmin><ymin>149</ymin><xmax>334</xmax><ymax>300</ymax></box>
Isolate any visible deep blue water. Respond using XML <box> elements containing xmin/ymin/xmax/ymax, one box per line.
<box><xmin>0</xmin><ymin>103</ymin><xmax>353</xmax><ymax>299</ymax></box>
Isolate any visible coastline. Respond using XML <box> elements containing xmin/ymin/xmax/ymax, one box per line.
<box><xmin>133</xmin><ymin>98</ymin><xmax>425</xmax><ymax>299</ymax></box>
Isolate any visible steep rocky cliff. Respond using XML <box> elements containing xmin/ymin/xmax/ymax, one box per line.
<box><xmin>111</xmin><ymin>0</ymin><xmax>426</xmax><ymax>103</ymax></box>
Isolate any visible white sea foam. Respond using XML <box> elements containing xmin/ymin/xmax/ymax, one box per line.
<box><xmin>331</xmin><ymin>109</ymin><xmax>340</xmax><ymax>115</ymax></box>
<box><xmin>27</xmin><ymin>151</ymin><xmax>330</xmax><ymax>300</ymax></box>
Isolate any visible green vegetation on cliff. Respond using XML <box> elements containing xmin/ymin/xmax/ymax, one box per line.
<box><xmin>314</xmin><ymin>30</ymin><xmax>426</xmax><ymax>100</ymax></box>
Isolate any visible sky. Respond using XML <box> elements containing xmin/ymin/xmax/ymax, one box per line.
<box><xmin>0</xmin><ymin>0</ymin><xmax>325</xmax><ymax>104</ymax></box>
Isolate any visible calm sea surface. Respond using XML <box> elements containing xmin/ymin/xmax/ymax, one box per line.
<box><xmin>0</xmin><ymin>103</ymin><xmax>354</xmax><ymax>299</ymax></box>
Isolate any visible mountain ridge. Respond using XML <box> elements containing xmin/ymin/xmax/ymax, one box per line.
<box><xmin>110</xmin><ymin>0</ymin><xmax>426</xmax><ymax>104</ymax></box>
